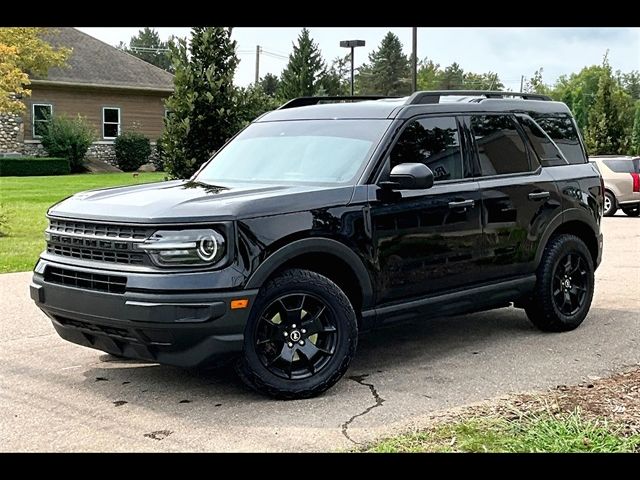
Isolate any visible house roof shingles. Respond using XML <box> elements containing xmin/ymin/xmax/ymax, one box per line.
<box><xmin>34</xmin><ymin>28</ymin><xmax>174</xmax><ymax>92</ymax></box>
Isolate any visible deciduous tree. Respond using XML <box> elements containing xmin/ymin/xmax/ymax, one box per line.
<box><xmin>0</xmin><ymin>28</ymin><xmax>69</xmax><ymax>114</ymax></box>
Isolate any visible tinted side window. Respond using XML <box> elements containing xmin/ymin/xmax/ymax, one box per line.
<box><xmin>470</xmin><ymin>115</ymin><xmax>530</xmax><ymax>175</ymax></box>
<box><xmin>390</xmin><ymin>116</ymin><xmax>464</xmax><ymax>181</ymax></box>
<box><xmin>603</xmin><ymin>159</ymin><xmax>640</xmax><ymax>173</ymax></box>
<box><xmin>518</xmin><ymin>116</ymin><xmax>568</xmax><ymax>167</ymax></box>
<box><xmin>529</xmin><ymin>112</ymin><xmax>586</xmax><ymax>165</ymax></box>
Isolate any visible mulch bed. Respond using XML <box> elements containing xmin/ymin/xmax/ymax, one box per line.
<box><xmin>470</xmin><ymin>366</ymin><xmax>640</xmax><ymax>434</ymax></box>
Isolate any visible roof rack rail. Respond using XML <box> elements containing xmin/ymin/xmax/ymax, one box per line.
<box><xmin>278</xmin><ymin>95</ymin><xmax>399</xmax><ymax>110</ymax></box>
<box><xmin>407</xmin><ymin>90</ymin><xmax>552</xmax><ymax>104</ymax></box>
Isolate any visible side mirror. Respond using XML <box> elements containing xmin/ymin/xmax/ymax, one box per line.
<box><xmin>387</xmin><ymin>163</ymin><xmax>434</xmax><ymax>190</ymax></box>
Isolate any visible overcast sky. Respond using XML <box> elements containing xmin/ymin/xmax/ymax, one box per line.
<box><xmin>78</xmin><ymin>27</ymin><xmax>640</xmax><ymax>91</ymax></box>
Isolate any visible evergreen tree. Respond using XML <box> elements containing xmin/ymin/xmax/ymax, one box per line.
<box><xmin>118</xmin><ymin>27</ymin><xmax>173</xmax><ymax>72</ymax></box>
<box><xmin>585</xmin><ymin>59</ymin><xmax>629</xmax><ymax>155</ymax></box>
<box><xmin>357</xmin><ymin>32</ymin><xmax>411</xmax><ymax>96</ymax></box>
<box><xmin>277</xmin><ymin>28</ymin><xmax>326</xmax><ymax>99</ymax></box>
<box><xmin>320</xmin><ymin>55</ymin><xmax>351</xmax><ymax>96</ymax></box>
<box><xmin>161</xmin><ymin>27</ymin><xmax>239</xmax><ymax>178</ymax></box>
<box><xmin>258</xmin><ymin>73</ymin><xmax>280</xmax><ymax>97</ymax></box>
<box><xmin>438</xmin><ymin>62</ymin><xmax>464</xmax><ymax>90</ymax></box>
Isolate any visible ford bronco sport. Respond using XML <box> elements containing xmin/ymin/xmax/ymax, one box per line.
<box><xmin>31</xmin><ymin>91</ymin><xmax>604</xmax><ymax>399</ymax></box>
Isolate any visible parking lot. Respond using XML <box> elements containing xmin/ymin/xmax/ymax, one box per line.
<box><xmin>0</xmin><ymin>213</ymin><xmax>638</xmax><ymax>452</ymax></box>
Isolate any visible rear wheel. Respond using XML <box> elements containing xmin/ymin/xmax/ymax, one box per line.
<box><xmin>603</xmin><ymin>191</ymin><xmax>617</xmax><ymax>216</ymax></box>
<box><xmin>622</xmin><ymin>205</ymin><xmax>640</xmax><ymax>217</ymax></box>
<box><xmin>237</xmin><ymin>269</ymin><xmax>357</xmax><ymax>399</ymax></box>
<box><xmin>525</xmin><ymin>234</ymin><xmax>595</xmax><ymax>332</ymax></box>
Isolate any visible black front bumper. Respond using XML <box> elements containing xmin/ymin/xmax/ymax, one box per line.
<box><xmin>31</xmin><ymin>259</ymin><xmax>258</xmax><ymax>368</ymax></box>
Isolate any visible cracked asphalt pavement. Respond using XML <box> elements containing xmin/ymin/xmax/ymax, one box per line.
<box><xmin>1</xmin><ymin>215</ymin><xmax>638</xmax><ymax>452</ymax></box>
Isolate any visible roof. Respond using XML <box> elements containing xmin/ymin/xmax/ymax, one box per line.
<box><xmin>259</xmin><ymin>95</ymin><xmax>571</xmax><ymax>122</ymax></box>
<box><xmin>32</xmin><ymin>28</ymin><xmax>174</xmax><ymax>92</ymax></box>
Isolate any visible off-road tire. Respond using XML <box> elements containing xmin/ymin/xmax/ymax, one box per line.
<box><xmin>525</xmin><ymin>234</ymin><xmax>595</xmax><ymax>332</ymax></box>
<box><xmin>237</xmin><ymin>269</ymin><xmax>357</xmax><ymax>399</ymax></box>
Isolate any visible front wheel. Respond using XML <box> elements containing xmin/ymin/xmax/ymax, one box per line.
<box><xmin>622</xmin><ymin>205</ymin><xmax>640</xmax><ymax>217</ymax></box>
<box><xmin>237</xmin><ymin>269</ymin><xmax>358</xmax><ymax>399</ymax></box>
<box><xmin>525</xmin><ymin>234</ymin><xmax>595</xmax><ymax>332</ymax></box>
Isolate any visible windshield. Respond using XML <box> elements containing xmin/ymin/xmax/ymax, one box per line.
<box><xmin>195</xmin><ymin>119</ymin><xmax>391</xmax><ymax>185</ymax></box>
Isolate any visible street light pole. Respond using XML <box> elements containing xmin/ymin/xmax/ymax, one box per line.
<box><xmin>340</xmin><ymin>40</ymin><xmax>365</xmax><ymax>96</ymax></box>
<box><xmin>350</xmin><ymin>46</ymin><xmax>355</xmax><ymax>96</ymax></box>
<box><xmin>411</xmin><ymin>27</ymin><xmax>417</xmax><ymax>93</ymax></box>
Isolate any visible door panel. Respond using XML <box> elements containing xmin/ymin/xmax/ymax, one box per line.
<box><xmin>466</xmin><ymin>113</ymin><xmax>563</xmax><ymax>282</ymax></box>
<box><xmin>477</xmin><ymin>171</ymin><xmax>562</xmax><ymax>280</ymax></box>
<box><xmin>370</xmin><ymin>181</ymin><xmax>482</xmax><ymax>304</ymax></box>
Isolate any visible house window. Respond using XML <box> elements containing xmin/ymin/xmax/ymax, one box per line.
<box><xmin>103</xmin><ymin>107</ymin><xmax>120</xmax><ymax>139</ymax></box>
<box><xmin>32</xmin><ymin>104</ymin><xmax>52</xmax><ymax>138</ymax></box>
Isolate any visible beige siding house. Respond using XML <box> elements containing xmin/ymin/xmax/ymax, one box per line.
<box><xmin>0</xmin><ymin>28</ymin><xmax>174</xmax><ymax>164</ymax></box>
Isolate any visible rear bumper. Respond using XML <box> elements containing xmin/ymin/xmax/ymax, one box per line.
<box><xmin>31</xmin><ymin>258</ymin><xmax>257</xmax><ymax>368</ymax></box>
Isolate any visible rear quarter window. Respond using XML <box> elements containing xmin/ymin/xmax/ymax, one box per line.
<box><xmin>528</xmin><ymin>112</ymin><xmax>587</xmax><ymax>165</ymax></box>
<box><xmin>602</xmin><ymin>159</ymin><xmax>640</xmax><ymax>173</ymax></box>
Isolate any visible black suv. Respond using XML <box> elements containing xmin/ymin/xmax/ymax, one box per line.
<box><xmin>31</xmin><ymin>91</ymin><xmax>604</xmax><ymax>399</ymax></box>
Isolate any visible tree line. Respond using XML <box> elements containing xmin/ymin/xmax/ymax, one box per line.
<box><xmin>119</xmin><ymin>27</ymin><xmax>639</xmax><ymax>178</ymax></box>
<box><xmin>2</xmin><ymin>27</ymin><xmax>638</xmax><ymax>180</ymax></box>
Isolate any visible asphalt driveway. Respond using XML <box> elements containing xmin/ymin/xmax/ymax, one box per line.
<box><xmin>1</xmin><ymin>214</ymin><xmax>638</xmax><ymax>452</ymax></box>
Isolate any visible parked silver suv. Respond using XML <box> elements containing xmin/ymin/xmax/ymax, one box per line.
<box><xmin>589</xmin><ymin>156</ymin><xmax>640</xmax><ymax>217</ymax></box>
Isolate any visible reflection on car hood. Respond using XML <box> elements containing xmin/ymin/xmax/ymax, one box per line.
<box><xmin>48</xmin><ymin>180</ymin><xmax>355</xmax><ymax>223</ymax></box>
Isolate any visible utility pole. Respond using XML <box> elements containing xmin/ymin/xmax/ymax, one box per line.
<box><xmin>255</xmin><ymin>45</ymin><xmax>261</xmax><ymax>84</ymax></box>
<box><xmin>411</xmin><ymin>27</ymin><xmax>418</xmax><ymax>93</ymax></box>
<box><xmin>520</xmin><ymin>75</ymin><xmax>525</xmax><ymax>92</ymax></box>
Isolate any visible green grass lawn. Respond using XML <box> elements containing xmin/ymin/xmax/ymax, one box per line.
<box><xmin>365</xmin><ymin>410</ymin><xmax>640</xmax><ymax>453</ymax></box>
<box><xmin>0</xmin><ymin>172</ymin><xmax>166</xmax><ymax>273</ymax></box>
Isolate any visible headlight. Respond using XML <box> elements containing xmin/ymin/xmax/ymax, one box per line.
<box><xmin>137</xmin><ymin>228</ymin><xmax>226</xmax><ymax>267</ymax></box>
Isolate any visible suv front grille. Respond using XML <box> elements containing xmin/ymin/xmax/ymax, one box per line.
<box><xmin>44</xmin><ymin>266</ymin><xmax>127</xmax><ymax>294</ymax></box>
<box><xmin>47</xmin><ymin>244</ymin><xmax>145</xmax><ymax>265</ymax></box>
<box><xmin>48</xmin><ymin>219</ymin><xmax>151</xmax><ymax>240</ymax></box>
<box><xmin>46</xmin><ymin>218</ymin><xmax>155</xmax><ymax>266</ymax></box>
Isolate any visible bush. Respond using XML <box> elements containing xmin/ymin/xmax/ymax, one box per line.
<box><xmin>40</xmin><ymin>115</ymin><xmax>95</xmax><ymax>172</ymax></box>
<box><xmin>114</xmin><ymin>131</ymin><xmax>152</xmax><ymax>172</ymax></box>
<box><xmin>0</xmin><ymin>157</ymin><xmax>70</xmax><ymax>176</ymax></box>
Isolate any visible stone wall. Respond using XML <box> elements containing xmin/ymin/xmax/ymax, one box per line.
<box><xmin>87</xmin><ymin>143</ymin><xmax>117</xmax><ymax>165</ymax></box>
<box><xmin>0</xmin><ymin>114</ymin><xmax>24</xmax><ymax>155</ymax></box>
<box><xmin>1</xmin><ymin>114</ymin><xmax>159</xmax><ymax>167</ymax></box>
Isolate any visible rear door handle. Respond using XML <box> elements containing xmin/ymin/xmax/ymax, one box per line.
<box><xmin>448</xmin><ymin>199</ymin><xmax>475</xmax><ymax>209</ymax></box>
<box><xmin>528</xmin><ymin>191</ymin><xmax>550</xmax><ymax>201</ymax></box>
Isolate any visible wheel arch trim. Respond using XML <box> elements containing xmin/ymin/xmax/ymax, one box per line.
<box><xmin>244</xmin><ymin>238</ymin><xmax>374</xmax><ymax>309</ymax></box>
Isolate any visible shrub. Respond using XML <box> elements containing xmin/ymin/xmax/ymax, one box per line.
<box><xmin>0</xmin><ymin>157</ymin><xmax>70</xmax><ymax>176</ymax></box>
<box><xmin>114</xmin><ymin>131</ymin><xmax>152</xmax><ymax>172</ymax></box>
<box><xmin>40</xmin><ymin>115</ymin><xmax>95</xmax><ymax>172</ymax></box>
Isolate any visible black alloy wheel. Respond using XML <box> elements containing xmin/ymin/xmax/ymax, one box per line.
<box><xmin>255</xmin><ymin>293</ymin><xmax>337</xmax><ymax>380</ymax></box>
<box><xmin>551</xmin><ymin>253</ymin><xmax>589</xmax><ymax>316</ymax></box>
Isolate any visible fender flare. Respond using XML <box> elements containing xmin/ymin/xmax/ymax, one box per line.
<box><xmin>245</xmin><ymin>237</ymin><xmax>374</xmax><ymax>309</ymax></box>
<box><xmin>534</xmin><ymin>208</ymin><xmax>599</xmax><ymax>267</ymax></box>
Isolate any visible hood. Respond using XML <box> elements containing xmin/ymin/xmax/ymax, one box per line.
<box><xmin>48</xmin><ymin>180</ymin><xmax>355</xmax><ymax>223</ymax></box>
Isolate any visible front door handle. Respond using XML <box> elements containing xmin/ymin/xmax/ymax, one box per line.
<box><xmin>528</xmin><ymin>191</ymin><xmax>551</xmax><ymax>201</ymax></box>
<box><xmin>448</xmin><ymin>199</ymin><xmax>475</xmax><ymax>209</ymax></box>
